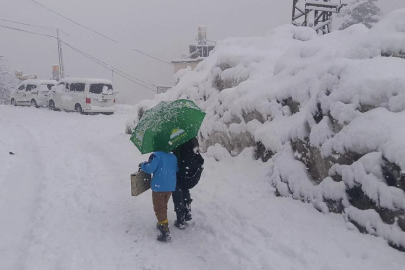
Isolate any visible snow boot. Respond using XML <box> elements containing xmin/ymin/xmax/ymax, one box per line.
<box><xmin>184</xmin><ymin>202</ymin><xmax>192</xmax><ymax>222</ymax></box>
<box><xmin>174</xmin><ymin>211</ymin><xmax>186</xmax><ymax>230</ymax></box>
<box><xmin>157</xmin><ymin>221</ymin><xmax>171</xmax><ymax>242</ymax></box>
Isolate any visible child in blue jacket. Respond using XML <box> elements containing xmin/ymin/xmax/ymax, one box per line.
<box><xmin>140</xmin><ymin>151</ymin><xmax>178</xmax><ymax>242</ymax></box>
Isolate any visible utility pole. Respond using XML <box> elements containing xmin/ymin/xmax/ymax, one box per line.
<box><xmin>56</xmin><ymin>29</ymin><xmax>65</xmax><ymax>79</ymax></box>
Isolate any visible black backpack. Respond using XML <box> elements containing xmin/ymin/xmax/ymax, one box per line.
<box><xmin>175</xmin><ymin>138</ymin><xmax>204</xmax><ymax>190</ymax></box>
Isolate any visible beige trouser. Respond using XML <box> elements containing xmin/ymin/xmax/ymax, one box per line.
<box><xmin>152</xmin><ymin>191</ymin><xmax>172</xmax><ymax>222</ymax></box>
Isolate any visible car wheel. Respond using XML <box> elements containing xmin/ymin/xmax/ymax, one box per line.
<box><xmin>31</xmin><ymin>99</ymin><xmax>38</xmax><ymax>108</ymax></box>
<box><xmin>75</xmin><ymin>104</ymin><xmax>83</xmax><ymax>114</ymax></box>
<box><xmin>49</xmin><ymin>100</ymin><xmax>56</xmax><ymax>111</ymax></box>
<box><xmin>11</xmin><ymin>98</ymin><xmax>16</xmax><ymax>106</ymax></box>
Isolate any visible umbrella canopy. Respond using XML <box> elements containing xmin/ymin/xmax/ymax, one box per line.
<box><xmin>130</xmin><ymin>99</ymin><xmax>206</xmax><ymax>154</ymax></box>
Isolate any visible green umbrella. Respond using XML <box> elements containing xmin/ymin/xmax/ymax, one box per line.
<box><xmin>130</xmin><ymin>99</ymin><xmax>206</xmax><ymax>154</ymax></box>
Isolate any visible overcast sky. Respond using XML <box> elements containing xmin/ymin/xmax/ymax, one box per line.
<box><xmin>0</xmin><ymin>0</ymin><xmax>404</xmax><ymax>103</ymax></box>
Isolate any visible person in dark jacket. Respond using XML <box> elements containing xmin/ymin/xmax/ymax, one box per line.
<box><xmin>140</xmin><ymin>151</ymin><xmax>178</xmax><ymax>242</ymax></box>
<box><xmin>172</xmin><ymin>137</ymin><xmax>204</xmax><ymax>229</ymax></box>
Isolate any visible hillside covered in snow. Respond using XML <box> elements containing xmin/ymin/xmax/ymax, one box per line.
<box><xmin>126</xmin><ymin>9</ymin><xmax>405</xmax><ymax>250</ymax></box>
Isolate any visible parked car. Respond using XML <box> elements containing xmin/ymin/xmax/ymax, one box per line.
<box><xmin>10</xmin><ymin>79</ymin><xmax>57</xmax><ymax>107</ymax></box>
<box><xmin>48</xmin><ymin>78</ymin><xmax>116</xmax><ymax>114</ymax></box>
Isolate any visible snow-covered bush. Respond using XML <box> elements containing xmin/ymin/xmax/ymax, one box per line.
<box><xmin>127</xmin><ymin>9</ymin><xmax>405</xmax><ymax>250</ymax></box>
<box><xmin>0</xmin><ymin>61</ymin><xmax>18</xmax><ymax>105</ymax></box>
<box><xmin>338</xmin><ymin>0</ymin><xmax>383</xmax><ymax>30</ymax></box>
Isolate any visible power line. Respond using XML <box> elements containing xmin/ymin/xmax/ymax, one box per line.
<box><xmin>0</xmin><ymin>24</ymin><xmax>157</xmax><ymax>92</ymax></box>
<box><xmin>1</xmin><ymin>19</ymin><xmax>155</xmax><ymax>85</ymax></box>
<box><xmin>60</xmin><ymin>41</ymin><xmax>156</xmax><ymax>86</ymax></box>
<box><xmin>0</xmin><ymin>18</ymin><xmax>70</xmax><ymax>36</ymax></box>
<box><xmin>1</xmin><ymin>18</ymin><xmax>68</xmax><ymax>78</ymax></box>
<box><xmin>30</xmin><ymin>0</ymin><xmax>172</xmax><ymax>65</ymax></box>
<box><xmin>0</xmin><ymin>24</ymin><xmax>56</xmax><ymax>39</ymax></box>
<box><xmin>1</xmin><ymin>18</ymin><xmax>53</xmax><ymax>30</ymax></box>
<box><xmin>62</xmin><ymin>41</ymin><xmax>156</xmax><ymax>89</ymax></box>
<box><xmin>61</xmin><ymin>41</ymin><xmax>157</xmax><ymax>92</ymax></box>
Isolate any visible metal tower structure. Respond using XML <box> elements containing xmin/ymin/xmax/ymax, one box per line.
<box><xmin>292</xmin><ymin>0</ymin><xmax>345</xmax><ymax>34</ymax></box>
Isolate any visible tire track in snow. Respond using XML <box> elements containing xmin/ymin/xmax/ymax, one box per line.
<box><xmin>0</xmin><ymin>118</ymin><xmax>47</xmax><ymax>270</ymax></box>
<box><xmin>14</xmin><ymin>109</ymin><xmax>135</xmax><ymax>269</ymax></box>
<box><xmin>2</xmin><ymin>107</ymin><xmax>153</xmax><ymax>269</ymax></box>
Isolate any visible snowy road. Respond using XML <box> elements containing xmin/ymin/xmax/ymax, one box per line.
<box><xmin>0</xmin><ymin>105</ymin><xmax>404</xmax><ymax>270</ymax></box>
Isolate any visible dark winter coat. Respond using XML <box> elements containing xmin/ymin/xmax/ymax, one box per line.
<box><xmin>173</xmin><ymin>138</ymin><xmax>204</xmax><ymax>190</ymax></box>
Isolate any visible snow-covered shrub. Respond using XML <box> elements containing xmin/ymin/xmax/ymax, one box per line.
<box><xmin>174</xmin><ymin>66</ymin><xmax>192</xmax><ymax>85</ymax></box>
<box><xmin>127</xmin><ymin>10</ymin><xmax>405</xmax><ymax>250</ymax></box>
<box><xmin>206</xmin><ymin>143</ymin><xmax>232</xmax><ymax>161</ymax></box>
<box><xmin>0</xmin><ymin>61</ymin><xmax>18</xmax><ymax>105</ymax></box>
<box><xmin>338</xmin><ymin>0</ymin><xmax>383</xmax><ymax>30</ymax></box>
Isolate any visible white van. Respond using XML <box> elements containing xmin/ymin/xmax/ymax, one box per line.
<box><xmin>48</xmin><ymin>78</ymin><xmax>116</xmax><ymax>114</ymax></box>
<box><xmin>10</xmin><ymin>79</ymin><xmax>57</xmax><ymax>107</ymax></box>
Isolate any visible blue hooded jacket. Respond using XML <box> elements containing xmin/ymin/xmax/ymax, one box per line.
<box><xmin>140</xmin><ymin>151</ymin><xmax>178</xmax><ymax>192</ymax></box>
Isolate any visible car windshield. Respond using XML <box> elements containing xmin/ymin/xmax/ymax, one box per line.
<box><xmin>89</xmin><ymin>84</ymin><xmax>113</xmax><ymax>94</ymax></box>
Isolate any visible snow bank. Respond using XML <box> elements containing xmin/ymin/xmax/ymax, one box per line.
<box><xmin>127</xmin><ymin>9</ymin><xmax>405</xmax><ymax>250</ymax></box>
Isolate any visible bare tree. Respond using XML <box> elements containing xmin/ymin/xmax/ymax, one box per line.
<box><xmin>0</xmin><ymin>60</ymin><xmax>18</xmax><ymax>105</ymax></box>
<box><xmin>338</xmin><ymin>0</ymin><xmax>383</xmax><ymax>30</ymax></box>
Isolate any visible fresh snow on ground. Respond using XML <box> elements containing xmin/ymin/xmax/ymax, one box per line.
<box><xmin>1</xmin><ymin>105</ymin><xmax>404</xmax><ymax>270</ymax></box>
